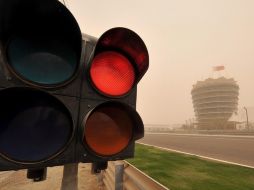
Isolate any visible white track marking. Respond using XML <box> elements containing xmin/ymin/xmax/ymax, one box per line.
<box><xmin>145</xmin><ymin>132</ymin><xmax>254</xmax><ymax>139</ymax></box>
<box><xmin>138</xmin><ymin>142</ymin><xmax>254</xmax><ymax>169</ymax></box>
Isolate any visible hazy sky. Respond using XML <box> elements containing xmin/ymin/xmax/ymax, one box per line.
<box><xmin>65</xmin><ymin>0</ymin><xmax>254</xmax><ymax>125</ymax></box>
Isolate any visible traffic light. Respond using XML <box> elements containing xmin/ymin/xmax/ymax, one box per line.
<box><xmin>78</xmin><ymin>27</ymin><xmax>148</xmax><ymax>165</ymax></box>
<box><xmin>0</xmin><ymin>0</ymin><xmax>149</xmax><ymax>178</ymax></box>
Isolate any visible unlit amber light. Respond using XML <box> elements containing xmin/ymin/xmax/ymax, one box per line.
<box><xmin>84</xmin><ymin>105</ymin><xmax>133</xmax><ymax>156</ymax></box>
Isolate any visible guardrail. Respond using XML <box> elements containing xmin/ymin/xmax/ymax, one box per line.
<box><xmin>99</xmin><ymin>161</ymin><xmax>169</xmax><ymax>190</ymax></box>
<box><xmin>145</xmin><ymin>129</ymin><xmax>254</xmax><ymax>136</ymax></box>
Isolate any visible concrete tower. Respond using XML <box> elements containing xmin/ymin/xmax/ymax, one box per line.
<box><xmin>191</xmin><ymin>67</ymin><xmax>239</xmax><ymax>129</ymax></box>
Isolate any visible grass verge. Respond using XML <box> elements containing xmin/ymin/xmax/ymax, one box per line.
<box><xmin>127</xmin><ymin>144</ymin><xmax>254</xmax><ymax>190</ymax></box>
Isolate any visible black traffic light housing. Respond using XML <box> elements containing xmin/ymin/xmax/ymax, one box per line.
<box><xmin>0</xmin><ymin>0</ymin><xmax>149</xmax><ymax>178</ymax></box>
<box><xmin>0</xmin><ymin>0</ymin><xmax>82</xmax><ymax>172</ymax></box>
<box><xmin>77</xmin><ymin>29</ymin><xmax>148</xmax><ymax>164</ymax></box>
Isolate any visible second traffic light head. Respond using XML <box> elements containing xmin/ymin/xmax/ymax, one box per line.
<box><xmin>77</xmin><ymin>27</ymin><xmax>149</xmax><ymax>162</ymax></box>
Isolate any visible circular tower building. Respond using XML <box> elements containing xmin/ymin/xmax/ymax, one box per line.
<box><xmin>191</xmin><ymin>77</ymin><xmax>239</xmax><ymax>130</ymax></box>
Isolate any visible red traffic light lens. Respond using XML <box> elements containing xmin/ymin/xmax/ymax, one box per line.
<box><xmin>94</xmin><ymin>28</ymin><xmax>149</xmax><ymax>84</ymax></box>
<box><xmin>83</xmin><ymin>102</ymin><xmax>133</xmax><ymax>156</ymax></box>
<box><xmin>90</xmin><ymin>51</ymin><xmax>135</xmax><ymax>97</ymax></box>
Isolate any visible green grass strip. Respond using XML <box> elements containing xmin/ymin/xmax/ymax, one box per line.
<box><xmin>127</xmin><ymin>144</ymin><xmax>254</xmax><ymax>190</ymax></box>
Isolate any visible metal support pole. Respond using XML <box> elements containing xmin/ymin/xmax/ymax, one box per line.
<box><xmin>114</xmin><ymin>162</ymin><xmax>124</xmax><ymax>190</ymax></box>
<box><xmin>244</xmin><ymin>107</ymin><xmax>249</xmax><ymax>131</ymax></box>
<box><xmin>61</xmin><ymin>163</ymin><xmax>78</xmax><ymax>190</ymax></box>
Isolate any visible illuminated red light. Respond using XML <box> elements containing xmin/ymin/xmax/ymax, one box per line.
<box><xmin>90</xmin><ymin>51</ymin><xmax>135</xmax><ymax>97</ymax></box>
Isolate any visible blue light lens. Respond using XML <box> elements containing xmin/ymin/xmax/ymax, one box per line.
<box><xmin>0</xmin><ymin>87</ymin><xmax>73</xmax><ymax>163</ymax></box>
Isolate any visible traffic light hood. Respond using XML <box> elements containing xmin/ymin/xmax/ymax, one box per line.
<box><xmin>94</xmin><ymin>27</ymin><xmax>149</xmax><ymax>82</ymax></box>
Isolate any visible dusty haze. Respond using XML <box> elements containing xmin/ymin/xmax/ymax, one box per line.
<box><xmin>65</xmin><ymin>0</ymin><xmax>254</xmax><ymax>125</ymax></box>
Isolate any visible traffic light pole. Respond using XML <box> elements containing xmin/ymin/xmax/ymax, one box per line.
<box><xmin>61</xmin><ymin>164</ymin><xmax>78</xmax><ymax>190</ymax></box>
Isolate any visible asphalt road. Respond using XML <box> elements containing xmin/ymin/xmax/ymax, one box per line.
<box><xmin>139</xmin><ymin>133</ymin><xmax>254</xmax><ymax>167</ymax></box>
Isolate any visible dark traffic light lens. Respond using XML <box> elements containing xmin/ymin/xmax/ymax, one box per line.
<box><xmin>90</xmin><ymin>51</ymin><xmax>135</xmax><ymax>97</ymax></box>
<box><xmin>0</xmin><ymin>88</ymin><xmax>73</xmax><ymax>163</ymax></box>
<box><xmin>83</xmin><ymin>102</ymin><xmax>133</xmax><ymax>156</ymax></box>
<box><xmin>7</xmin><ymin>37</ymin><xmax>78</xmax><ymax>85</ymax></box>
<box><xmin>4</xmin><ymin>0</ymin><xmax>81</xmax><ymax>86</ymax></box>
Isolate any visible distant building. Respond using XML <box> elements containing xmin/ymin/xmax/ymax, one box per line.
<box><xmin>191</xmin><ymin>77</ymin><xmax>239</xmax><ymax>130</ymax></box>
